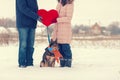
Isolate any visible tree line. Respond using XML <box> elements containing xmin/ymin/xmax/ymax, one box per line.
<box><xmin>0</xmin><ymin>18</ymin><xmax>16</xmax><ymax>28</ymax></box>
<box><xmin>0</xmin><ymin>18</ymin><xmax>120</xmax><ymax>35</ymax></box>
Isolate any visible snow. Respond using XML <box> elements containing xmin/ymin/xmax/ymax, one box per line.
<box><xmin>7</xmin><ymin>28</ymin><xmax>18</xmax><ymax>33</ymax></box>
<box><xmin>0</xmin><ymin>27</ymin><xmax>8</xmax><ymax>33</ymax></box>
<box><xmin>0</xmin><ymin>41</ymin><xmax>120</xmax><ymax>80</ymax></box>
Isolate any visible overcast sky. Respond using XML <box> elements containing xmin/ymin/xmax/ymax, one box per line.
<box><xmin>0</xmin><ymin>0</ymin><xmax>120</xmax><ymax>26</ymax></box>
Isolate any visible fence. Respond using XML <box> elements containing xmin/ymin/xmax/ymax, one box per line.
<box><xmin>1</xmin><ymin>33</ymin><xmax>120</xmax><ymax>49</ymax></box>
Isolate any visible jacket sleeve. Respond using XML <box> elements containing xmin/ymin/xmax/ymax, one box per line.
<box><xmin>51</xmin><ymin>3</ymin><xmax>60</xmax><ymax>41</ymax></box>
<box><xmin>51</xmin><ymin>24</ymin><xmax>58</xmax><ymax>41</ymax></box>
<box><xmin>16</xmin><ymin>0</ymin><xmax>39</xmax><ymax>20</ymax></box>
<box><xmin>57</xmin><ymin>3</ymin><xmax>74</xmax><ymax>23</ymax></box>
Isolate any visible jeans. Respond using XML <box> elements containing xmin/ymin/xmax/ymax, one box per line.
<box><xmin>58</xmin><ymin>44</ymin><xmax>72</xmax><ymax>67</ymax></box>
<box><xmin>58</xmin><ymin>44</ymin><xmax>72</xmax><ymax>59</ymax></box>
<box><xmin>18</xmin><ymin>27</ymin><xmax>35</xmax><ymax>66</ymax></box>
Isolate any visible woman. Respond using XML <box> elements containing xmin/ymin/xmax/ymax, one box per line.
<box><xmin>52</xmin><ymin>0</ymin><xmax>74</xmax><ymax>67</ymax></box>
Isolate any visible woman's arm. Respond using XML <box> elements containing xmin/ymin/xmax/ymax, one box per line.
<box><xmin>51</xmin><ymin>24</ymin><xmax>58</xmax><ymax>41</ymax></box>
<box><xmin>51</xmin><ymin>3</ymin><xmax>61</xmax><ymax>41</ymax></box>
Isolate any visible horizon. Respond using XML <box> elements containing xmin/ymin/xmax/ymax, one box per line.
<box><xmin>0</xmin><ymin>0</ymin><xmax>120</xmax><ymax>26</ymax></box>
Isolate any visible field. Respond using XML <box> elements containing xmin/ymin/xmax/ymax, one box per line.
<box><xmin>0</xmin><ymin>36</ymin><xmax>120</xmax><ymax>80</ymax></box>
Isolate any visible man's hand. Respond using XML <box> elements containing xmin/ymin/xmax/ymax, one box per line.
<box><xmin>38</xmin><ymin>16</ymin><xmax>42</xmax><ymax>22</ymax></box>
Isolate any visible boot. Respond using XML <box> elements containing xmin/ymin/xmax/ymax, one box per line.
<box><xmin>60</xmin><ymin>58</ymin><xmax>65</xmax><ymax>67</ymax></box>
<box><xmin>65</xmin><ymin>59</ymin><xmax>72</xmax><ymax>67</ymax></box>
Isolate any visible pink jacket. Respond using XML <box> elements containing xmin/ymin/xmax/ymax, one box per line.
<box><xmin>52</xmin><ymin>3</ymin><xmax>74</xmax><ymax>44</ymax></box>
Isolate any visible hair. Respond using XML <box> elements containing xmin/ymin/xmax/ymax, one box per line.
<box><xmin>58</xmin><ymin>0</ymin><xmax>74</xmax><ymax>6</ymax></box>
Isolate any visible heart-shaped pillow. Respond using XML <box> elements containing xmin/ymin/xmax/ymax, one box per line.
<box><xmin>37</xmin><ymin>9</ymin><xmax>59</xmax><ymax>26</ymax></box>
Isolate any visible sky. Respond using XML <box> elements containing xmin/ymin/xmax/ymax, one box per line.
<box><xmin>0</xmin><ymin>0</ymin><xmax>120</xmax><ymax>26</ymax></box>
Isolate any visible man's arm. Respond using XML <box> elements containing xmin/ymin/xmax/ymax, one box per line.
<box><xmin>16</xmin><ymin>0</ymin><xmax>39</xmax><ymax>20</ymax></box>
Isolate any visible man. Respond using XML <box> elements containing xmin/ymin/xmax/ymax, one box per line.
<box><xmin>16</xmin><ymin>0</ymin><xmax>41</xmax><ymax>68</ymax></box>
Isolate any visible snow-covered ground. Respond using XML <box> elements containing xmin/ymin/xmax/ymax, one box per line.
<box><xmin>0</xmin><ymin>41</ymin><xmax>120</xmax><ymax>80</ymax></box>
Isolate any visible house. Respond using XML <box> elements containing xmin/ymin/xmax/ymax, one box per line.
<box><xmin>103</xmin><ymin>30</ymin><xmax>111</xmax><ymax>36</ymax></box>
<box><xmin>91</xmin><ymin>23</ymin><xmax>102</xmax><ymax>35</ymax></box>
<box><xmin>78</xmin><ymin>29</ymin><xmax>86</xmax><ymax>36</ymax></box>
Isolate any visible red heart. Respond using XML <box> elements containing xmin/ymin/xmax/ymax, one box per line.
<box><xmin>37</xmin><ymin>9</ymin><xmax>59</xmax><ymax>26</ymax></box>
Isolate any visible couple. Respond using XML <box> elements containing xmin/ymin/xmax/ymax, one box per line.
<box><xmin>16</xmin><ymin>0</ymin><xmax>74</xmax><ymax>68</ymax></box>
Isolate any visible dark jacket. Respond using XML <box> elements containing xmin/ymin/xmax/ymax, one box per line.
<box><xmin>16</xmin><ymin>0</ymin><xmax>39</xmax><ymax>28</ymax></box>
